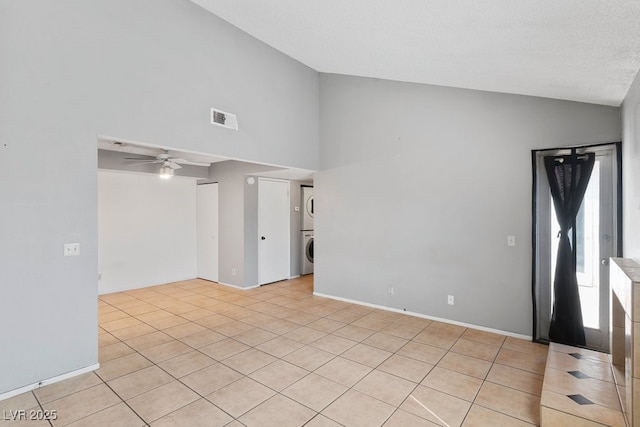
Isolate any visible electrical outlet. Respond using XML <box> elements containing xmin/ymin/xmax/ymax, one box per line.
<box><xmin>64</xmin><ymin>243</ymin><xmax>80</xmax><ymax>257</ymax></box>
<box><xmin>231</xmin><ymin>268</ymin><xmax>236</xmax><ymax>276</ymax></box>
<box><xmin>507</xmin><ymin>235</ymin><xmax>516</xmax><ymax>246</ymax></box>
<box><xmin>448</xmin><ymin>295</ymin><xmax>455</xmax><ymax>305</ymax></box>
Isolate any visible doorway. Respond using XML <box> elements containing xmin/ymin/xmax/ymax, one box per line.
<box><xmin>533</xmin><ymin>143</ymin><xmax>621</xmax><ymax>351</ymax></box>
<box><xmin>258</xmin><ymin>178</ymin><xmax>291</xmax><ymax>285</ymax></box>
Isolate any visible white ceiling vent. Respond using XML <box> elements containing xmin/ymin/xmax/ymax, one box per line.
<box><xmin>210</xmin><ymin>108</ymin><xmax>238</xmax><ymax>131</ymax></box>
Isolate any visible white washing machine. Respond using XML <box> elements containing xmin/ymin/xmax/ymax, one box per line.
<box><xmin>301</xmin><ymin>231</ymin><xmax>314</xmax><ymax>275</ymax></box>
<box><xmin>301</xmin><ymin>186</ymin><xmax>314</xmax><ymax>231</ymax></box>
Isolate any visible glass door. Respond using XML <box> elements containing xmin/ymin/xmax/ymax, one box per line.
<box><xmin>534</xmin><ymin>145</ymin><xmax>619</xmax><ymax>351</ymax></box>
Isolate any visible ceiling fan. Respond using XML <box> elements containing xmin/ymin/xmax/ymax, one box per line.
<box><xmin>125</xmin><ymin>150</ymin><xmax>210</xmax><ymax>177</ymax></box>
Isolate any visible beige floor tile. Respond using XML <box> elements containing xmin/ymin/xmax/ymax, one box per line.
<box><xmin>285</xmin><ymin>311</ymin><xmax>322</xmax><ymax>325</ymax></box>
<box><xmin>99</xmin><ymin>342</ymin><xmax>135</xmax><ymax>363</ymax></box>
<box><xmin>542</xmin><ymin>368</ymin><xmax>620</xmax><ymax>410</ymax></box>
<box><xmin>378</xmin><ymin>354</ymin><xmax>434</xmax><ymax>383</ymax></box>
<box><xmin>475</xmin><ymin>382</ymin><xmax>540</xmax><ymax>425</ymax></box>
<box><xmin>383</xmin><ymin>409</ymin><xmax>440</xmax><ymax>426</ymax></box>
<box><xmin>98</xmin><ymin>309</ymin><xmax>131</xmax><ymax>324</ymax></box>
<box><xmin>310</xmin><ymin>334</ymin><xmax>358</xmax><ymax>355</ymax></box>
<box><xmin>332</xmin><ymin>324</ymin><xmax>375</xmax><ymax>342</ymax></box>
<box><xmin>545</xmin><ymin>351</ymin><xmax>614</xmax><ymax>383</ymax></box>
<box><xmin>157</xmin><ymin>350</ymin><xmax>216</xmax><ymax>378</ymax></box>
<box><xmin>412</xmin><ymin>329</ymin><xmax>459</xmax><ymax>350</ymax></box>
<box><xmin>282</xmin><ymin>373</ymin><xmax>348</xmax><ymax>411</ymax></box>
<box><xmin>380</xmin><ymin>322</ymin><xmax>423</xmax><ymax>340</ymax></box>
<box><xmin>180</xmin><ymin>363</ymin><xmax>243</xmax><ymax>395</ymax></box>
<box><xmin>461</xmin><ymin>328</ymin><xmax>506</xmax><ymax>347</ymax></box>
<box><xmin>322</xmin><ymin>389</ymin><xmax>395</xmax><ymax>427</ymax></box>
<box><xmin>221</xmin><ymin>348</ymin><xmax>278</xmax><ymax>375</ymax></box>
<box><xmin>503</xmin><ymin>337</ymin><xmax>548</xmax><ymax>358</ymax></box>
<box><xmin>178</xmin><ymin>308</ymin><xmax>216</xmax><ymax>321</ymax></box>
<box><xmin>354</xmin><ymin>370</ymin><xmax>417</xmax><ymax>406</ymax></box>
<box><xmin>305</xmin><ymin>414</ymin><xmax>344</xmax><ymax>427</ymax></box>
<box><xmin>437</xmin><ymin>352</ymin><xmax>492</xmax><ymax>380</ymax></box>
<box><xmin>100</xmin><ymin>317</ymin><xmax>144</xmax><ymax>332</ymax></box>
<box><xmin>283</xmin><ymin>345</ymin><xmax>336</xmax><ymax>371</ymax></box>
<box><xmin>149</xmin><ymin>398</ymin><xmax>232</xmax><ymax>427</ymax></box>
<box><xmin>211</xmin><ymin>320</ymin><xmax>254</xmax><ymax>337</ymax></box>
<box><xmin>107</xmin><ymin>365</ymin><xmax>173</xmax><ymax>400</ymax></box>
<box><xmin>421</xmin><ymin>367</ymin><xmax>483</xmax><ymax>402</ymax></box>
<box><xmin>121</xmin><ymin>303</ymin><xmax>160</xmax><ymax>316</ymax></box>
<box><xmin>540</xmin><ymin>406</ymin><xmax>609</xmax><ymax>427</ymax></box>
<box><xmin>177</xmin><ymin>329</ymin><xmax>226</xmax><ymax>349</ymax></box>
<box><xmin>315</xmin><ymin>356</ymin><xmax>372</xmax><ymax>387</ymax></box>
<box><xmin>239</xmin><ymin>394</ymin><xmax>316</xmax><ymax>427</ymax></box>
<box><xmin>64</xmin><ymin>402</ymin><xmax>144</xmax><ymax>427</ymax></box>
<box><xmin>549</xmin><ymin>342</ymin><xmax>608</xmax><ymax>362</ymax></box>
<box><xmin>401</xmin><ymin>385</ymin><xmax>471</xmax><ymax>427</ymax></box>
<box><xmin>145</xmin><ymin>315</ymin><xmax>190</xmax><ymax>330</ymax></box>
<box><xmin>193</xmin><ymin>314</ymin><xmax>234</xmax><ymax>329</ymax></box>
<box><xmin>0</xmin><ymin>392</ymin><xmax>38</xmax><ymax>412</ymax></box>
<box><xmin>206</xmin><ymin>377</ymin><xmax>275</xmax><ymax>418</ymax></box>
<box><xmin>351</xmin><ymin>316</ymin><xmax>391</xmax><ymax>331</ymax></box>
<box><xmin>34</xmin><ymin>373</ymin><xmax>102</xmax><ymax>404</ymax></box>
<box><xmin>199</xmin><ymin>338</ymin><xmax>249</xmax><ymax>360</ymax></box>
<box><xmin>110</xmin><ymin>323</ymin><xmax>158</xmax><ymax>341</ymax></box>
<box><xmin>486</xmin><ymin>363</ymin><xmax>544</xmax><ymax>396</ymax></box>
<box><xmin>362</xmin><ymin>332</ymin><xmax>409</xmax><ymax>353</ymax></box>
<box><xmin>124</xmin><ymin>331</ymin><xmax>174</xmax><ymax>351</ymax></box>
<box><xmin>450</xmin><ymin>338</ymin><xmax>500</xmax><ymax>362</ymax></box>
<box><xmin>126</xmin><ymin>381</ymin><xmax>199</xmax><ymax>423</ymax></box>
<box><xmin>397</xmin><ymin>341</ymin><xmax>447</xmax><ymax>365</ymax></box>
<box><xmin>249</xmin><ymin>360</ymin><xmax>309</xmax><ymax>391</ymax></box>
<box><xmin>495</xmin><ymin>348</ymin><xmax>547</xmax><ymax>375</ymax></box>
<box><xmin>540</xmin><ymin>389</ymin><xmax>625</xmax><ymax>426</ymax></box>
<box><xmin>260</xmin><ymin>319</ymin><xmax>301</xmax><ymax>335</ymax></box>
<box><xmin>135</xmin><ymin>310</ymin><xmax>174</xmax><ymax>323</ymax></box>
<box><xmin>326</xmin><ymin>309</ymin><xmax>365</xmax><ymax>324</ymax></box>
<box><xmin>139</xmin><ymin>340</ymin><xmax>192</xmax><ymax>364</ymax></box>
<box><xmin>162</xmin><ymin>322</ymin><xmax>207</xmax><ymax>339</ymax></box>
<box><xmin>283</xmin><ymin>326</ymin><xmax>327</xmax><ymax>344</ymax></box>
<box><xmin>256</xmin><ymin>336</ymin><xmax>305</xmax><ymax>358</ymax></box>
<box><xmin>98</xmin><ymin>333</ymin><xmax>120</xmax><ymax>348</ymax></box>
<box><xmin>232</xmin><ymin>327</ymin><xmax>278</xmax><ymax>346</ymax></box>
<box><xmin>426</xmin><ymin>321</ymin><xmax>467</xmax><ymax>337</ymax></box>
<box><xmin>307</xmin><ymin>318</ymin><xmax>347</xmax><ymax>333</ymax></box>
<box><xmin>43</xmin><ymin>384</ymin><xmax>121</xmax><ymax>427</ymax></box>
<box><xmin>96</xmin><ymin>353</ymin><xmax>154</xmax><ymax>381</ymax></box>
<box><xmin>462</xmin><ymin>404</ymin><xmax>534</xmax><ymax>426</ymax></box>
<box><xmin>341</xmin><ymin>343</ymin><xmax>392</xmax><ymax>368</ymax></box>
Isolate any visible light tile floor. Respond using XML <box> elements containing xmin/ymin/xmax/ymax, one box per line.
<box><xmin>1</xmin><ymin>276</ymin><xmax>549</xmax><ymax>426</ymax></box>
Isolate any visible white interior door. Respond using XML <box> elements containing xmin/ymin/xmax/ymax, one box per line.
<box><xmin>197</xmin><ymin>183</ymin><xmax>219</xmax><ymax>282</ymax></box>
<box><xmin>258</xmin><ymin>178</ymin><xmax>290</xmax><ymax>285</ymax></box>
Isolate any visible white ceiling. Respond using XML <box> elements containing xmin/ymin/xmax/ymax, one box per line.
<box><xmin>191</xmin><ymin>0</ymin><xmax>640</xmax><ymax>106</ymax></box>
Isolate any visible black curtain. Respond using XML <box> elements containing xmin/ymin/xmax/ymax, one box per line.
<box><xmin>544</xmin><ymin>150</ymin><xmax>595</xmax><ymax>346</ymax></box>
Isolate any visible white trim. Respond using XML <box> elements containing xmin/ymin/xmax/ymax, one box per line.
<box><xmin>289</xmin><ymin>275</ymin><xmax>301</xmax><ymax>279</ymax></box>
<box><xmin>217</xmin><ymin>281</ymin><xmax>260</xmax><ymax>291</ymax></box>
<box><xmin>313</xmin><ymin>292</ymin><xmax>532</xmax><ymax>341</ymax></box>
<box><xmin>0</xmin><ymin>363</ymin><xmax>100</xmax><ymax>402</ymax></box>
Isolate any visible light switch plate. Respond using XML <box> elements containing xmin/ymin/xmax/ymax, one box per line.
<box><xmin>64</xmin><ymin>243</ymin><xmax>80</xmax><ymax>257</ymax></box>
<box><xmin>507</xmin><ymin>236</ymin><xmax>516</xmax><ymax>247</ymax></box>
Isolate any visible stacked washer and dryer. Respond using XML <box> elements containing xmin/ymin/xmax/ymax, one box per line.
<box><xmin>301</xmin><ymin>186</ymin><xmax>314</xmax><ymax>275</ymax></box>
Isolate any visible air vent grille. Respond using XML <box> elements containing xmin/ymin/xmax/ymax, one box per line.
<box><xmin>210</xmin><ymin>108</ymin><xmax>238</xmax><ymax>130</ymax></box>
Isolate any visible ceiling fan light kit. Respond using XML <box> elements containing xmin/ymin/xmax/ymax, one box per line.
<box><xmin>159</xmin><ymin>164</ymin><xmax>175</xmax><ymax>179</ymax></box>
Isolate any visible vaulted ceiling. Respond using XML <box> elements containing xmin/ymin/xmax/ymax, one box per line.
<box><xmin>191</xmin><ymin>0</ymin><xmax>640</xmax><ymax>106</ymax></box>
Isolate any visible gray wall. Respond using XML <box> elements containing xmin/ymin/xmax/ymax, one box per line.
<box><xmin>316</xmin><ymin>74</ymin><xmax>621</xmax><ymax>336</ymax></box>
<box><xmin>0</xmin><ymin>0</ymin><xmax>318</xmax><ymax>395</ymax></box>
<box><xmin>622</xmin><ymin>71</ymin><xmax>640</xmax><ymax>261</ymax></box>
<box><xmin>209</xmin><ymin>161</ymin><xmax>310</xmax><ymax>287</ymax></box>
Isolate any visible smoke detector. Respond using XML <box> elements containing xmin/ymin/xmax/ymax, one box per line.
<box><xmin>210</xmin><ymin>108</ymin><xmax>238</xmax><ymax>131</ymax></box>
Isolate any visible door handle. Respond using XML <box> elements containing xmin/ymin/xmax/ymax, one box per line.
<box><xmin>601</xmin><ymin>258</ymin><xmax>609</xmax><ymax>266</ymax></box>
<box><xmin>261</xmin><ymin>236</ymin><xmax>266</xmax><ymax>240</ymax></box>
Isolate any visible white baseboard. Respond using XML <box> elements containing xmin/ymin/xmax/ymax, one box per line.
<box><xmin>313</xmin><ymin>292</ymin><xmax>532</xmax><ymax>341</ymax></box>
<box><xmin>0</xmin><ymin>363</ymin><xmax>100</xmax><ymax>402</ymax></box>
<box><xmin>217</xmin><ymin>281</ymin><xmax>260</xmax><ymax>291</ymax></box>
<box><xmin>289</xmin><ymin>275</ymin><xmax>301</xmax><ymax>279</ymax></box>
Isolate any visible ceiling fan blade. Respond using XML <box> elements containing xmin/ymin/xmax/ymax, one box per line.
<box><xmin>166</xmin><ymin>161</ymin><xmax>182</xmax><ymax>169</ymax></box>
<box><xmin>127</xmin><ymin>160</ymin><xmax>162</xmax><ymax>166</ymax></box>
<box><xmin>171</xmin><ymin>159</ymin><xmax>212</xmax><ymax>167</ymax></box>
